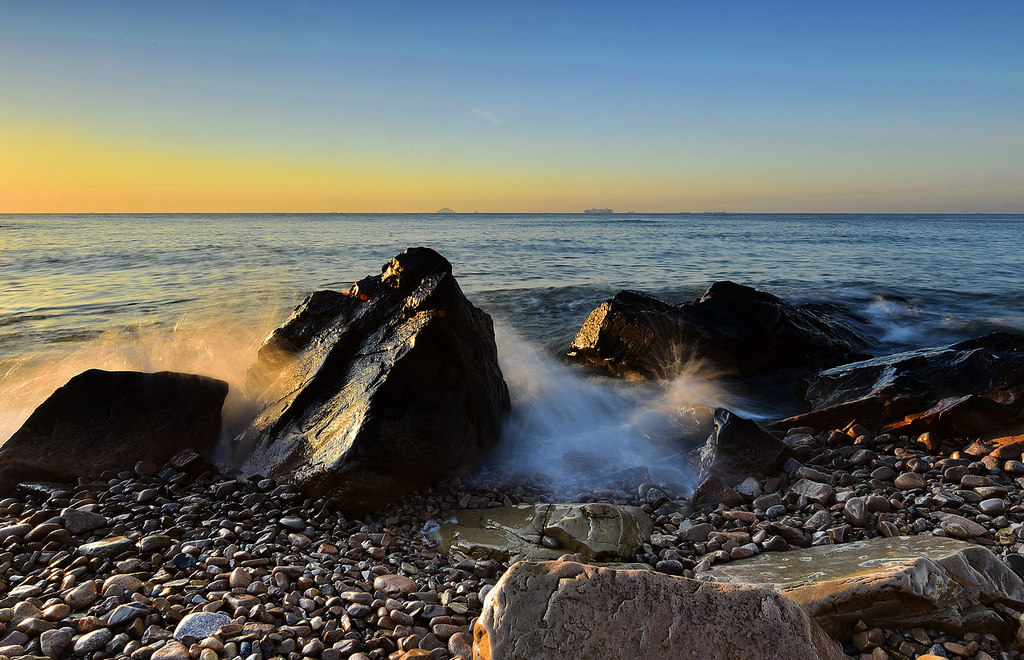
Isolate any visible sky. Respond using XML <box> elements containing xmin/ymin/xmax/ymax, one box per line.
<box><xmin>1</xmin><ymin>1</ymin><xmax>1022</xmax><ymax>213</ymax></box>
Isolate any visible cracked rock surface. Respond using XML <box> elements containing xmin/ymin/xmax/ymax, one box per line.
<box><xmin>235</xmin><ymin>247</ymin><xmax>510</xmax><ymax>516</ymax></box>
<box><xmin>473</xmin><ymin>559</ymin><xmax>848</xmax><ymax>660</ymax></box>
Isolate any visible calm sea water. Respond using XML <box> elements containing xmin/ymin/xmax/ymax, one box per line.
<box><xmin>2</xmin><ymin>213</ymin><xmax>1023</xmax><ymax>463</ymax></box>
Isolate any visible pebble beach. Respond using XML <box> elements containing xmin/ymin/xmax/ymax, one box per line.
<box><xmin>2</xmin><ymin>416</ymin><xmax>1023</xmax><ymax>660</ymax></box>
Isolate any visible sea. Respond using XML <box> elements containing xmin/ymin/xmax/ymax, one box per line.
<box><xmin>2</xmin><ymin>213</ymin><xmax>1022</xmax><ymax>486</ymax></box>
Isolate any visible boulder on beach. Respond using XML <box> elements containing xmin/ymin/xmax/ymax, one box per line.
<box><xmin>0</xmin><ymin>369</ymin><xmax>228</xmax><ymax>492</ymax></box>
<box><xmin>773</xmin><ymin>332</ymin><xmax>1024</xmax><ymax>436</ymax></box>
<box><xmin>566</xmin><ymin>282</ymin><xmax>868</xmax><ymax>380</ymax></box>
<box><xmin>709</xmin><ymin>535</ymin><xmax>1024</xmax><ymax>640</ymax></box>
<box><xmin>474</xmin><ymin>559</ymin><xmax>848</xmax><ymax>660</ymax></box>
<box><xmin>436</xmin><ymin>502</ymin><xmax>653</xmax><ymax>563</ymax></box>
<box><xmin>693</xmin><ymin>408</ymin><xmax>792</xmax><ymax>487</ymax></box>
<box><xmin>235</xmin><ymin>247</ymin><xmax>510</xmax><ymax>515</ymax></box>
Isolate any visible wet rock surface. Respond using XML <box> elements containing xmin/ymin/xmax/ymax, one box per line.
<box><xmin>436</xmin><ymin>502</ymin><xmax>652</xmax><ymax>563</ymax></box>
<box><xmin>4</xmin><ymin>305</ymin><xmax>1024</xmax><ymax>659</ymax></box>
<box><xmin>235</xmin><ymin>247</ymin><xmax>510</xmax><ymax>516</ymax></box>
<box><xmin>776</xmin><ymin>332</ymin><xmax>1024</xmax><ymax>436</ymax></box>
<box><xmin>566</xmin><ymin>281</ymin><xmax>868</xmax><ymax>379</ymax></box>
<box><xmin>474</xmin><ymin>559</ymin><xmax>848</xmax><ymax>660</ymax></box>
<box><xmin>709</xmin><ymin>535</ymin><xmax>1024</xmax><ymax>639</ymax></box>
<box><xmin>695</xmin><ymin>408</ymin><xmax>792</xmax><ymax>486</ymax></box>
<box><xmin>0</xmin><ymin>369</ymin><xmax>227</xmax><ymax>493</ymax></box>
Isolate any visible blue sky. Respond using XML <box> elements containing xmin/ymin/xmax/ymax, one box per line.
<box><xmin>2</xmin><ymin>1</ymin><xmax>1022</xmax><ymax>211</ymax></box>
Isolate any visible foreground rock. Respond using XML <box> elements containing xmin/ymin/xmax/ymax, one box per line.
<box><xmin>437</xmin><ymin>503</ymin><xmax>653</xmax><ymax>563</ymax></box>
<box><xmin>0</xmin><ymin>369</ymin><xmax>227</xmax><ymax>492</ymax></box>
<box><xmin>566</xmin><ymin>282</ymin><xmax>867</xmax><ymax>379</ymax></box>
<box><xmin>709</xmin><ymin>535</ymin><xmax>1024</xmax><ymax>639</ymax></box>
<box><xmin>236</xmin><ymin>247</ymin><xmax>510</xmax><ymax>515</ymax></box>
<box><xmin>474</xmin><ymin>559</ymin><xmax>848</xmax><ymax>660</ymax></box>
<box><xmin>774</xmin><ymin>332</ymin><xmax>1024</xmax><ymax>436</ymax></box>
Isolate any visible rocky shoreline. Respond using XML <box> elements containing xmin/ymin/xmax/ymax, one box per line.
<box><xmin>2</xmin><ymin>416</ymin><xmax>1024</xmax><ymax>659</ymax></box>
<box><xmin>2</xmin><ymin>248</ymin><xmax>1024</xmax><ymax>659</ymax></box>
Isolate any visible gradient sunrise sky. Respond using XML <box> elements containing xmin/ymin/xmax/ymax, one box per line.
<box><xmin>1</xmin><ymin>2</ymin><xmax>1022</xmax><ymax>213</ymax></box>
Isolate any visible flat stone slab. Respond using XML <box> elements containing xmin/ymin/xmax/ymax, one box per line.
<box><xmin>79</xmin><ymin>536</ymin><xmax>134</xmax><ymax>559</ymax></box>
<box><xmin>709</xmin><ymin>535</ymin><xmax>1024</xmax><ymax>639</ymax></box>
<box><xmin>475</xmin><ymin>560</ymin><xmax>847</xmax><ymax>660</ymax></box>
<box><xmin>437</xmin><ymin>503</ymin><xmax>652</xmax><ymax>563</ymax></box>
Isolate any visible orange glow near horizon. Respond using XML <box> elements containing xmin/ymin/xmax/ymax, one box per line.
<box><xmin>2</xmin><ymin>121</ymin><xmax>1020</xmax><ymax>214</ymax></box>
<box><xmin>2</xmin><ymin>4</ymin><xmax>1022</xmax><ymax>215</ymax></box>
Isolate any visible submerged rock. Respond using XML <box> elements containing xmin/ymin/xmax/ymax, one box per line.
<box><xmin>566</xmin><ymin>282</ymin><xmax>867</xmax><ymax>379</ymax></box>
<box><xmin>438</xmin><ymin>503</ymin><xmax>653</xmax><ymax>563</ymax></box>
<box><xmin>236</xmin><ymin>247</ymin><xmax>510</xmax><ymax>515</ymax></box>
<box><xmin>474</xmin><ymin>559</ymin><xmax>848</xmax><ymax>660</ymax></box>
<box><xmin>774</xmin><ymin>332</ymin><xmax>1024</xmax><ymax>435</ymax></box>
<box><xmin>709</xmin><ymin>535</ymin><xmax>1024</xmax><ymax>639</ymax></box>
<box><xmin>0</xmin><ymin>369</ymin><xmax>227</xmax><ymax>492</ymax></box>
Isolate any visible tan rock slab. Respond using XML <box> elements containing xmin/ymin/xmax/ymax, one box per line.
<box><xmin>437</xmin><ymin>503</ymin><xmax>652</xmax><ymax>563</ymax></box>
<box><xmin>474</xmin><ymin>560</ymin><xmax>847</xmax><ymax>660</ymax></box>
<box><xmin>709</xmin><ymin>535</ymin><xmax>1024</xmax><ymax>639</ymax></box>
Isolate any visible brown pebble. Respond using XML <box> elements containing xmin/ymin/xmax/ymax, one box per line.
<box><xmin>374</xmin><ymin>574</ymin><xmax>418</xmax><ymax>598</ymax></box>
<box><xmin>151</xmin><ymin>640</ymin><xmax>191</xmax><ymax>660</ymax></box>
<box><xmin>228</xmin><ymin>567</ymin><xmax>252</xmax><ymax>589</ymax></box>
<box><xmin>448</xmin><ymin>631</ymin><xmax>473</xmax><ymax>658</ymax></box>
<box><xmin>942</xmin><ymin>641</ymin><xmax>969</xmax><ymax>656</ymax></box>
<box><xmin>843</xmin><ymin>497</ymin><xmax>870</xmax><ymax>527</ymax></box>
<box><xmin>432</xmin><ymin>623</ymin><xmax>461</xmax><ymax>640</ymax></box>
<box><xmin>894</xmin><ymin>472</ymin><xmax>926</xmax><ymax>490</ymax></box>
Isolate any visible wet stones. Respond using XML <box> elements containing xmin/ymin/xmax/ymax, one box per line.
<box><xmin>0</xmin><ymin>408</ymin><xmax>1022</xmax><ymax>660</ymax></box>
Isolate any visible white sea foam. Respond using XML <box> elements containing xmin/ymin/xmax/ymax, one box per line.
<box><xmin>490</xmin><ymin>322</ymin><xmax>736</xmax><ymax>490</ymax></box>
<box><xmin>0</xmin><ymin>318</ymin><xmax>271</xmax><ymax>445</ymax></box>
<box><xmin>860</xmin><ymin>297</ymin><xmax>922</xmax><ymax>345</ymax></box>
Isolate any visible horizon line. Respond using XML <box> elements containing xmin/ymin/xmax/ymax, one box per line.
<box><xmin>2</xmin><ymin>210</ymin><xmax>1022</xmax><ymax>216</ymax></box>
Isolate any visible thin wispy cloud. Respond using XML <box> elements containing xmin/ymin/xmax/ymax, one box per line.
<box><xmin>471</xmin><ymin>109</ymin><xmax>503</xmax><ymax>126</ymax></box>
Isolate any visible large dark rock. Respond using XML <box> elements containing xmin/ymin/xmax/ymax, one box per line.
<box><xmin>773</xmin><ymin>332</ymin><xmax>1024</xmax><ymax>435</ymax></box>
<box><xmin>235</xmin><ymin>247</ymin><xmax>510</xmax><ymax>515</ymax></box>
<box><xmin>0</xmin><ymin>369</ymin><xmax>228</xmax><ymax>491</ymax></box>
<box><xmin>566</xmin><ymin>282</ymin><xmax>868</xmax><ymax>379</ymax></box>
<box><xmin>693</xmin><ymin>408</ymin><xmax>792</xmax><ymax>487</ymax></box>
